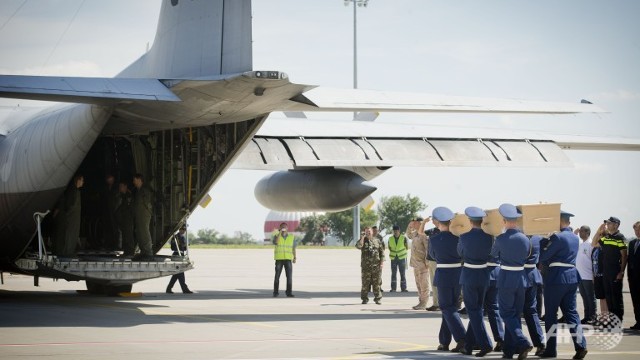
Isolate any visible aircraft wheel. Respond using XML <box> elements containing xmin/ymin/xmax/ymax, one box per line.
<box><xmin>104</xmin><ymin>284</ymin><xmax>133</xmax><ymax>296</ymax></box>
<box><xmin>86</xmin><ymin>281</ymin><xmax>106</xmax><ymax>295</ymax></box>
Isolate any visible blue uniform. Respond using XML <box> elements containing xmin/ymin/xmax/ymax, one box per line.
<box><xmin>539</xmin><ymin>228</ymin><xmax>587</xmax><ymax>357</ymax></box>
<box><xmin>491</xmin><ymin>228</ymin><xmax>532</xmax><ymax>358</ymax></box>
<box><xmin>485</xmin><ymin>250</ymin><xmax>505</xmax><ymax>345</ymax></box>
<box><xmin>458</xmin><ymin>227</ymin><xmax>494</xmax><ymax>352</ymax></box>
<box><xmin>429</xmin><ymin>230</ymin><xmax>465</xmax><ymax>346</ymax></box>
<box><xmin>523</xmin><ymin>235</ymin><xmax>545</xmax><ymax>348</ymax></box>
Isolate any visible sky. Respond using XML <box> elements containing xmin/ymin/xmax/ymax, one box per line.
<box><xmin>0</xmin><ymin>0</ymin><xmax>639</xmax><ymax>242</ymax></box>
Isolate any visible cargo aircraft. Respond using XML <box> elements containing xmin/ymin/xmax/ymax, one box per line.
<box><xmin>1</xmin><ymin>0</ymin><xmax>638</xmax><ymax>295</ymax></box>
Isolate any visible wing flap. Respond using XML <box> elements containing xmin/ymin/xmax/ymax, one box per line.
<box><xmin>287</xmin><ymin>87</ymin><xmax>606</xmax><ymax>114</ymax></box>
<box><xmin>0</xmin><ymin>75</ymin><xmax>180</xmax><ymax>103</ymax></box>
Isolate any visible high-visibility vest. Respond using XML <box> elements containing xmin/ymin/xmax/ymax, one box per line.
<box><xmin>274</xmin><ymin>234</ymin><xmax>295</xmax><ymax>260</ymax></box>
<box><xmin>388</xmin><ymin>235</ymin><xmax>407</xmax><ymax>259</ymax></box>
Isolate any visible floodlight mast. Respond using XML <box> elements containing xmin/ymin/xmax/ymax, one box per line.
<box><xmin>343</xmin><ymin>0</ymin><xmax>370</xmax><ymax>244</ymax></box>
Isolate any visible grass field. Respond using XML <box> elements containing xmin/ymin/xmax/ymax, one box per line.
<box><xmin>166</xmin><ymin>244</ymin><xmax>353</xmax><ymax>249</ymax></box>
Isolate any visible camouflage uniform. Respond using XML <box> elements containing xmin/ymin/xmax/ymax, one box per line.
<box><xmin>356</xmin><ymin>236</ymin><xmax>385</xmax><ymax>303</ymax></box>
<box><xmin>133</xmin><ymin>185</ymin><xmax>154</xmax><ymax>257</ymax></box>
<box><xmin>116</xmin><ymin>190</ymin><xmax>135</xmax><ymax>256</ymax></box>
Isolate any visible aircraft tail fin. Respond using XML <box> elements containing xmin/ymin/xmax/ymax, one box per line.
<box><xmin>119</xmin><ymin>0</ymin><xmax>252</xmax><ymax>79</ymax></box>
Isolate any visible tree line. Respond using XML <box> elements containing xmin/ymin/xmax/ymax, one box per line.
<box><xmin>184</xmin><ymin>194</ymin><xmax>425</xmax><ymax>246</ymax></box>
<box><xmin>299</xmin><ymin>194</ymin><xmax>426</xmax><ymax>246</ymax></box>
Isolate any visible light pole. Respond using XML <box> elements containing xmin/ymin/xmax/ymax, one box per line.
<box><xmin>343</xmin><ymin>0</ymin><xmax>369</xmax><ymax>244</ymax></box>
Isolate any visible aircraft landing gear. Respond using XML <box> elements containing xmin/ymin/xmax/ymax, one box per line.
<box><xmin>86</xmin><ymin>281</ymin><xmax>132</xmax><ymax>296</ymax></box>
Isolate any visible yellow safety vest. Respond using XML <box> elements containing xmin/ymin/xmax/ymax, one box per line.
<box><xmin>274</xmin><ymin>234</ymin><xmax>295</xmax><ymax>260</ymax></box>
<box><xmin>389</xmin><ymin>235</ymin><xmax>407</xmax><ymax>260</ymax></box>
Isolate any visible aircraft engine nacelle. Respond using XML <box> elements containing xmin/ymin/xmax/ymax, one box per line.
<box><xmin>254</xmin><ymin>168</ymin><xmax>377</xmax><ymax>212</ymax></box>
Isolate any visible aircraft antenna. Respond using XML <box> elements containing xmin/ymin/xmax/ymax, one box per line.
<box><xmin>0</xmin><ymin>0</ymin><xmax>27</xmax><ymax>33</ymax></box>
<box><xmin>40</xmin><ymin>0</ymin><xmax>86</xmax><ymax>73</ymax></box>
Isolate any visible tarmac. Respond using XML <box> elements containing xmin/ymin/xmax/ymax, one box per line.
<box><xmin>1</xmin><ymin>248</ymin><xmax>638</xmax><ymax>359</ymax></box>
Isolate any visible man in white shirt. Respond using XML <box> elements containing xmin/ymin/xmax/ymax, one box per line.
<box><xmin>575</xmin><ymin>225</ymin><xmax>596</xmax><ymax>324</ymax></box>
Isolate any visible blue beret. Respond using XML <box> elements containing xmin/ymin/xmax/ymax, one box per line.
<box><xmin>498</xmin><ymin>203</ymin><xmax>521</xmax><ymax>220</ymax></box>
<box><xmin>432</xmin><ymin>206</ymin><xmax>454</xmax><ymax>222</ymax></box>
<box><xmin>560</xmin><ymin>210</ymin><xmax>574</xmax><ymax>219</ymax></box>
<box><xmin>465</xmin><ymin>206</ymin><xmax>486</xmax><ymax>221</ymax></box>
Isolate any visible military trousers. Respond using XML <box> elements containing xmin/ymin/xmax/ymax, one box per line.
<box><xmin>437</xmin><ymin>285</ymin><xmax>466</xmax><ymax>346</ymax></box>
<box><xmin>167</xmin><ymin>272</ymin><xmax>189</xmax><ymax>293</ymax></box>
<box><xmin>498</xmin><ymin>287</ymin><xmax>531</xmax><ymax>357</ymax></box>
<box><xmin>542</xmin><ymin>283</ymin><xmax>586</xmax><ymax>357</ymax></box>
<box><xmin>428</xmin><ymin>260</ymin><xmax>439</xmax><ymax>306</ymax></box>
<box><xmin>524</xmin><ymin>284</ymin><xmax>545</xmax><ymax>347</ymax></box>
<box><xmin>134</xmin><ymin>211</ymin><xmax>153</xmax><ymax>256</ymax></box>
<box><xmin>484</xmin><ymin>282</ymin><xmax>504</xmax><ymax>343</ymax></box>
<box><xmin>462</xmin><ymin>284</ymin><xmax>492</xmax><ymax>352</ymax></box>
<box><xmin>413</xmin><ymin>267</ymin><xmax>431</xmax><ymax>304</ymax></box>
<box><xmin>361</xmin><ymin>268</ymin><xmax>382</xmax><ymax>301</ymax></box>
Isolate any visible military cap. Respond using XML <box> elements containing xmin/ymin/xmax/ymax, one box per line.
<box><xmin>465</xmin><ymin>206</ymin><xmax>486</xmax><ymax>221</ymax></box>
<box><xmin>498</xmin><ymin>203</ymin><xmax>521</xmax><ymax>220</ymax></box>
<box><xmin>392</xmin><ymin>224</ymin><xmax>400</xmax><ymax>230</ymax></box>
<box><xmin>560</xmin><ymin>210</ymin><xmax>574</xmax><ymax>220</ymax></box>
<box><xmin>432</xmin><ymin>206</ymin><xmax>454</xmax><ymax>222</ymax></box>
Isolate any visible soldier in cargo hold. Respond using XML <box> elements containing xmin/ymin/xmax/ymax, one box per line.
<box><xmin>132</xmin><ymin>173</ymin><xmax>154</xmax><ymax>257</ymax></box>
<box><xmin>491</xmin><ymin>203</ymin><xmax>532</xmax><ymax>360</ymax></box>
<box><xmin>102</xmin><ymin>174</ymin><xmax>119</xmax><ymax>250</ymax></box>
<box><xmin>116</xmin><ymin>181</ymin><xmax>135</xmax><ymax>256</ymax></box>
<box><xmin>428</xmin><ymin>206</ymin><xmax>465</xmax><ymax>353</ymax></box>
<box><xmin>356</xmin><ymin>226</ymin><xmax>384</xmax><ymax>304</ymax></box>
<box><xmin>55</xmin><ymin>174</ymin><xmax>84</xmax><ymax>258</ymax></box>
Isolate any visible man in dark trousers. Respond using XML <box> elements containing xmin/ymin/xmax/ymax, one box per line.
<box><xmin>524</xmin><ymin>235</ymin><xmax>545</xmax><ymax>356</ymax></box>
<box><xmin>429</xmin><ymin>206</ymin><xmax>465</xmax><ymax>353</ymax></box>
<box><xmin>491</xmin><ymin>203</ymin><xmax>532</xmax><ymax>360</ymax></box>
<box><xmin>458</xmin><ymin>206</ymin><xmax>493</xmax><ymax>357</ymax></box>
<box><xmin>133</xmin><ymin>173</ymin><xmax>154</xmax><ymax>258</ymax></box>
<box><xmin>388</xmin><ymin>224</ymin><xmax>409</xmax><ymax>292</ymax></box>
<box><xmin>539</xmin><ymin>211</ymin><xmax>587</xmax><ymax>360</ymax></box>
<box><xmin>272</xmin><ymin>222</ymin><xmax>297</xmax><ymax>297</ymax></box>
<box><xmin>592</xmin><ymin>216</ymin><xmax>628</xmax><ymax>322</ymax></box>
<box><xmin>627</xmin><ymin>221</ymin><xmax>640</xmax><ymax>330</ymax></box>
<box><xmin>166</xmin><ymin>225</ymin><xmax>193</xmax><ymax>294</ymax></box>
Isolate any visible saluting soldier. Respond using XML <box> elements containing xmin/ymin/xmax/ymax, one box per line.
<box><xmin>428</xmin><ymin>207</ymin><xmax>466</xmax><ymax>353</ymax></box>
<box><xmin>356</xmin><ymin>227</ymin><xmax>384</xmax><ymax>304</ymax></box>
<box><xmin>524</xmin><ymin>235</ymin><xmax>546</xmax><ymax>356</ymax></box>
<box><xmin>458</xmin><ymin>206</ymin><xmax>494</xmax><ymax>357</ymax></box>
<box><xmin>539</xmin><ymin>211</ymin><xmax>587</xmax><ymax>360</ymax></box>
<box><xmin>132</xmin><ymin>173</ymin><xmax>154</xmax><ymax>258</ymax></box>
<box><xmin>491</xmin><ymin>203</ymin><xmax>533</xmax><ymax>360</ymax></box>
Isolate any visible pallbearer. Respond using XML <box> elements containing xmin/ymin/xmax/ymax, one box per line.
<box><xmin>524</xmin><ymin>235</ymin><xmax>546</xmax><ymax>356</ymax></box>
<box><xmin>491</xmin><ymin>204</ymin><xmax>533</xmax><ymax>360</ymax></box>
<box><xmin>539</xmin><ymin>211</ymin><xmax>587</xmax><ymax>359</ymax></box>
<box><xmin>458</xmin><ymin>206</ymin><xmax>494</xmax><ymax>357</ymax></box>
<box><xmin>428</xmin><ymin>207</ymin><xmax>466</xmax><ymax>352</ymax></box>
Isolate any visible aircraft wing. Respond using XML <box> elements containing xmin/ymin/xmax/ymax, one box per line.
<box><xmin>1</xmin><ymin>72</ymin><xmax>605</xmax><ymax>135</ymax></box>
<box><xmin>0</xmin><ymin>75</ymin><xmax>180</xmax><ymax>104</ymax></box>
<box><xmin>233</xmin><ymin>118</ymin><xmax>640</xmax><ymax>170</ymax></box>
<box><xmin>286</xmin><ymin>87</ymin><xmax>606</xmax><ymax>114</ymax></box>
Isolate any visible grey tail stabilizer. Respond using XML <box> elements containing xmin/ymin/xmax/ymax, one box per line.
<box><xmin>119</xmin><ymin>0</ymin><xmax>252</xmax><ymax>79</ymax></box>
